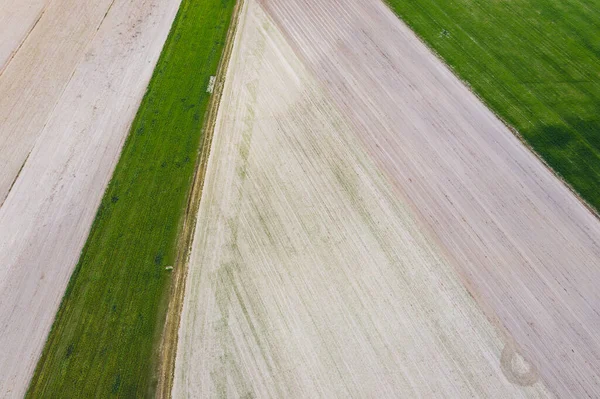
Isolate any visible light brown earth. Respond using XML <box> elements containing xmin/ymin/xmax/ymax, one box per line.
<box><xmin>0</xmin><ymin>0</ymin><xmax>50</xmax><ymax>73</ymax></box>
<box><xmin>0</xmin><ymin>0</ymin><xmax>181</xmax><ymax>395</ymax></box>
<box><xmin>174</xmin><ymin>0</ymin><xmax>597</xmax><ymax>396</ymax></box>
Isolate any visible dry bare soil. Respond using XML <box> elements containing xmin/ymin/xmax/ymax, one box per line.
<box><xmin>173</xmin><ymin>0</ymin><xmax>600</xmax><ymax>397</ymax></box>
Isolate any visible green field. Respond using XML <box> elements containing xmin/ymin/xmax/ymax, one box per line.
<box><xmin>27</xmin><ymin>0</ymin><xmax>236</xmax><ymax>396</ymax></box>
<box><xmin>386</xmin><ymin>0</ymin><xmax>600</xmax><ymax>211</ymax></box>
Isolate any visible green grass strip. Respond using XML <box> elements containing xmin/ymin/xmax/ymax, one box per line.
<box><xmin>386</xmin><ymin>0</ymin><xmax>600</xmax><ymax>212</ymax></box>
<box><xmin>27</xmin><ymin>0</ymin><xmax>236</xmax><ymax>396</ymax></box>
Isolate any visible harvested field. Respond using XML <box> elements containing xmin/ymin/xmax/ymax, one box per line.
<box><xmin>173</xmin><ymin>0</ymin><xmax>600</xmax><ymax>397</ymax></box>
<box><xmin>0</xmin><ymin>0</ymin><xmax>182</xmax><ymax>395</ymax></box>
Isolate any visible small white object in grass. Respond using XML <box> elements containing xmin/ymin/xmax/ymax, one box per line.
<box><xmin>165</xmin><ymin>266</ymin><xmax>173</xmax><ymax>271</ymax></box>
<box><xmin>207</xmin><ymin>76</ymin><xmax>216</xmax><ymax>93</ymax></box>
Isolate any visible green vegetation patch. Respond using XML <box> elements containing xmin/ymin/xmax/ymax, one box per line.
<box><xmin>27</xmin><ymin>0</ymin><xmax>236</xmax><ymax>396</ymax></box>
<box><xmin>386</xmin><ymin>0</ymin><xmax>600</xmax><ymax>211</ymax></box>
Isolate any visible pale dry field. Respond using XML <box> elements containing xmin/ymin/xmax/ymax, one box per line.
<box><xmin>260</xmin><ymin>0</ymin><xmax>600</xmax><ymax>396</ymax></box>
<box><xmin>171</xmin><ymin>0</ymin><xmax>593</xmax><ymax>396</ymax></box>
<box><xmin>0</xmin><ymin>0</ymin><xmax>181</xmax><ymax>395</ymax></box>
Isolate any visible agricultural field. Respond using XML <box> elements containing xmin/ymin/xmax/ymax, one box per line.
<box><xmin>386</xmin><ymin>0</ymin><xmax>600</xmax><ymax>212</ymax></box>
<box><xmin>174</xmin><ymin>0</ymin><xmax>600</xmax><ymax>397</ymax></box>
<box><xmin>1</xmin><ymin>0</ymin><xmax>599</xmax><ymax>396</ymax></box>
<box><xmin>24</xmin><ymin>0</ymin><xmax>236</xmax><ymax>397</ymax></box>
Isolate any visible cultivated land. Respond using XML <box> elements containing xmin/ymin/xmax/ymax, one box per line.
<box><xmin>174</xmin><ymin>0</ymin><xmax>600</xmax><ymax>397</ymax></box>
<box><xmin>386</xmin><ymin>0</ymin><xmax>600</xmax><ymax>212</ymax></box>
<box><xmin>173</xmin><ymin>2</ymin><xmax>548</xmax><ymax>395</ymax></box>
<box><xmin>26</xmin><ymin>0</ymin><xmax>236</xmax><ymax>396</ymax></box>
<box><xmin>0</xmin><ymin>0</ymin><xmax>182</xmax><ymax>395</ymax></box>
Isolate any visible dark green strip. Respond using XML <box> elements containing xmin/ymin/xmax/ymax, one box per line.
<box><xmin>27</xmin><ymin>0</ymin><xmax>236</xmax><ymax>396</ymax></box>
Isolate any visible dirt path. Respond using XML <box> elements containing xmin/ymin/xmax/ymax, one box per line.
<box><xmin>0</xmin><ymin>0</ymin><xmax>181</xmax><ymax>395</ymax></box>
<box><xmin>171</xmin><ymin>1</ymin><xmax>559</xmax><ymax>396</ymax></box>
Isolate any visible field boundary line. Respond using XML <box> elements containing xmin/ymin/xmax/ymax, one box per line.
<box><xmin>155</xmin><ymin>0</ymin><xmax>245</xmax><ymax>396</ymax></box>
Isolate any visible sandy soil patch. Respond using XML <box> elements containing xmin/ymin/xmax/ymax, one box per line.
<box><xmin>260</xmin><ymin>0</ymin><xmax>600</xmax><ymax>396</ymax></box>
<box><xmin>0</xmin><ymin>0</ymin><xmax>181</xmax><ymax>395</ymax></box>
<box><xmin>172</xmin><ymin>1</ymin><xmax>554</xmax><ymax>396</ymax></box>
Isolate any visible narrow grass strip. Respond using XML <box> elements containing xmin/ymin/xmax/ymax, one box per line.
<box><xmin>386</xmin><ymin>0</ymin><xmax>600</xmax><ymax>212</ymax></box>
<box><xmin>27</xmin><ymin>0</ymin><xmax>236</xmax><ymax>396</ymax></box>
